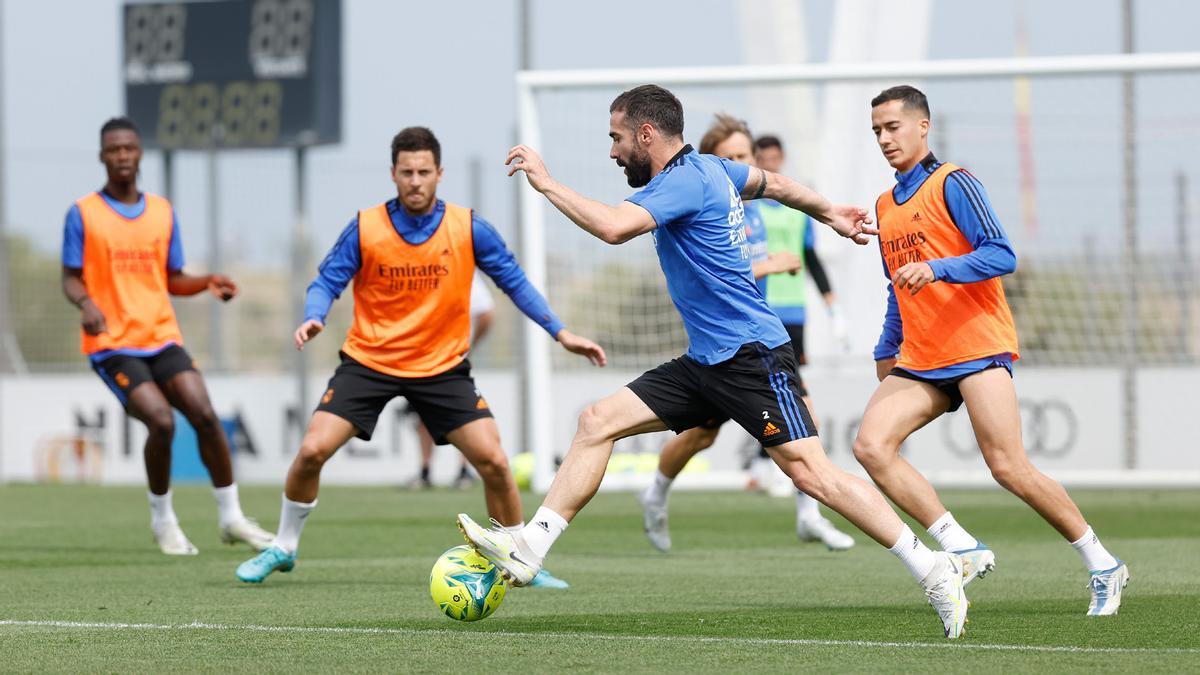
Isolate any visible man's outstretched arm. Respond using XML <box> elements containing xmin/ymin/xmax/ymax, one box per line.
<box><xmin>740</xmin><ymin>165</ymin><xmax>877</xmax><ymax>245</ymax></box>
<box><xmin>506</xmin><ymin>144</ymin><xmax>656</xmax><ymax>245</ymax></box>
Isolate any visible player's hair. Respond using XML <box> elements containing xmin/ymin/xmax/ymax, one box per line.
<box><xmin>698</xmin><ymin>113</ymin><xmax>752</xmax><ymax>155</ymax></box>
<box><xmin>870</xmin><ymin>85</ymin><xmax>931</xmax><ymax>118</ymax></box>
<box><xmin>609</xmin><ymin>84</ymin><xmax>685</xmax><ymax>139</ymax></box>
<box><xmin>391</xmin><ymin>126</ymin><xmax>441</xmax><ymax>166</ymax></box>
<box><xmin>754</xmin><ymin>135</ymin><xmax>783</xmax><ymax>153</ymax></box>
<box><xmin>100</xmin><ymin>117</ymin><xmax>139</xmax><ymax>143</ymax></box>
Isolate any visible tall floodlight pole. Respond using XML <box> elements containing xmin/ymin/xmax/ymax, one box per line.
<box><xmin>207</xmin><ymin>125</ymin><xmax>225</xmax><ymax>370</ymax></box>
<box><xmin>292</xmin><ymin>136</ymin><xmax>314</xmax><ymax>418</ymax></box>
<box><xmin>1120</xmin><ymin>0</ymin><xmax>1138</xmax><ymax>470</ymax></box>
<box><xmin>0</xmin><ymin>0</ymin><xmax>26</xmax><ymax>375</ymax></box>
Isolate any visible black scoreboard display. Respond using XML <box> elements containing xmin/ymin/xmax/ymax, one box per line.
<box><xmin>123</xmin><ymin>0</ymin><xmax>341</xmax><ymax>149</ymax></box>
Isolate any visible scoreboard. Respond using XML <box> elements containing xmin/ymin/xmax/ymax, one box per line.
<box><xmin>123</xmin><ymin>0</ymin><xmax>341</xmax><ymax>149</ymax></box>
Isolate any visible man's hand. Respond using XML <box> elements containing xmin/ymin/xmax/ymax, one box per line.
<box><xmin>79</xmin><ymin>298</ymin><xmax>108</xmax><ymax>336</ymax></box>
<box><xmin>767</xmin><ymin>251</ymin><xmax>802</xmax><ymax>276</ymax></box>
<box><xmin>824</xmin><ymin>205</ymin><xmax>878</xmax><ymax>245</ymax></box>
<box><xmin>556</xmin><ymin>329</ymin><xmax>607</xmax><ymax>367</ymax></box>
<box><xmin>506</xmin><ymin>145</ymin><xmax>554</xmax><ymax>194</ymax></box>
<box><xmin>875</xmin><ymin>357</ymin><xmax>897</xmax><ymax>382</ymax></box>
<box><xmin>207</xmin><ymin>274</ymin><xmax>238</xmax><ymax>302</ymax></box>
<box><xmin>294</xmin><ymin>319</ymin><xmax>324</xmax><ymax>351</ymax></box>
<box><xmin>892</xmin><ymin>262</ymin><xmax>936</xmax><ymax>295</ymax></box>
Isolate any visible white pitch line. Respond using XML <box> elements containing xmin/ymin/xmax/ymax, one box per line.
<box><xmin>1</xmin><ymin>619</ymin><xmax>1197</xmax><ymax>655</ymax></box>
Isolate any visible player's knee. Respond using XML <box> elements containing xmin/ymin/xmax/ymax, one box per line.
<box><xmin>144</xmin><ymin>408</ymin><xmax>175</xmax><ymax>444</ymax></box>
<box><xmin>296</xmin><ymin>439</ymin><xmax>333</xmax><ymax>471</ymax></box>
<box><xmin>694</xmin><ymin>427</ymin><xmax>719</xmax><ymax>451</ymax></box>
<box><xmin>852</xmin><ymin>435</ymin><xmax>893</xmax><ymax>471</ymax></box>
<box><xmin>575</xmin><ymin>403</ymin><xmax>615</xmax><ymax>444</ymax></box>
<box><xmin>988</xmin><ymin>456</ymin><xmax>1033</xmax><ymax>495</ymax></box>
<box><xmin>471</xmin><ymin>449</ymin><xmax>510</xmax><ymax>485</ymax></box>
<box><xmin>189</xmin><ymin>405</ymin><xmax>222</xmax><ymax>436</ymax></box>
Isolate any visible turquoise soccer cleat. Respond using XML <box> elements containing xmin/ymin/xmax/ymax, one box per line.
<box><xmin>951</xmin><ymin>541</ymin><xmax>996</xmax><ymax>586</ymax></box>
<box><xmin>527</xmin><ymin>569</ymin><xmax>570</xmax><ymax>589</ymax></box>
<box><xmin>236</xmin><ymin>546</ymin><xmax>296</xmax><ymax>584</ymax></box>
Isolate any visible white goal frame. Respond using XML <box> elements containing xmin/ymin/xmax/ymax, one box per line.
<box><xmin>516</xmin><ymin>51</ymin><xmax>1200</xmax><ymax>492</ymax></box>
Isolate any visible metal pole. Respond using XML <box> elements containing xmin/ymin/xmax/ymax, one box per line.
<box><xmin>1120</xmin><ymin>0</ymin><xmax>1138</xmax><ymax>469</ymax></box>
<box><xmin>292</xmin><ymin>142</ymin><xmax>311</xmax><ymax>417</ymax></box>
<box><xmin>207</xmin><ymin>126</ymin><xmax>224</xmax><ymax>370</ymax></box>
<box><xmin>0</xmin><ymin>0</ymin><xmax>26</xmax><ymax>375</ymax></box>
<box><xmin>515</xmin><ymin>0</ymin><xmax>532</xmax><ymax>460</ymax></box>
<box><xmin>1178</xmin><ymin>171</ymin><xmax>1192</xmax><ymax>361</ymax></box>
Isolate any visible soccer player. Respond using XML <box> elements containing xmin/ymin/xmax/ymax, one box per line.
<box><xmin>637</xmin><ymin>114</ymin><xmax>853</xmax><ymax>553</ymax></box>
<box><xmin>858</xmin><ymin>85</ymin><xmax>1128</xmax><ymax>615</ymax></box>
<box><xmin>409</xmin><ymin>273</ymin><xmax>495</xmax><ymax>490</ymax></box>
<box><xmin>753</xmin><ymin>135</ymin><xmax>849</xmax><ymax>360</ymax></box>
<box><xmin>236</xmin><ymin>127</ymin><xmax>605</xmax><ymax>588</ymax></box>
<box><xmin>457</xmin><ymin>85</ymin><xmax>970</xmax><ymax>638</ymax></box>
<box><xmin>60</xmin><ymin>117</ymin><xmax>273</xmax><ymax>555</ymax></box>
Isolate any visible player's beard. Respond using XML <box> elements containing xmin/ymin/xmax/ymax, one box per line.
<box><xmin>619</xmin><ymin>146</ymin><xmax>653</xmax><ymax>188</ymax></box>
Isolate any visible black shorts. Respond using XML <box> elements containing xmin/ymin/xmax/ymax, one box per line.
<box><xmin>889</xmin><ymin>362</ymin><xmax>1012</xmax><ymax>412</ymax></box>
<box><xmin>91</xmin><ymin>344</ymin><xmax>196</xmax><ymax>407</ymax></box>
<box><xmin>783</xmin><ymin>323</ymin><xmax>806</xmax><ymax>364</ymax></box>
<box><xmin>627</xmin><ymin>342</ymin><xmax>817</xmax><ymax>447</ymax></box>
<box><xmin>316</xmin><ymin>352</ymin><xmax>492</xmax><ymax>443</ymax></box>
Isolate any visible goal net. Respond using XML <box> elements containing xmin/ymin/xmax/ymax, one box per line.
<box><xmin>518</xmin><ymin>54</ymin><xmax>1200</xmax><ymax>492</ymax></box>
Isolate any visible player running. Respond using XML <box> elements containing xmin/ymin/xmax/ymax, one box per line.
<box><xmin>638</xmin><ymin>114</ymin><xmax>854</xmax><ymax>553</ymax></box>
<box><xmin>60</xmin><ymin>117</ymin><xmax>273</xmax><ymax>555</ymax></box>
<box><xmin>857</xmin><ymin>85</ymin><xmax>1128</xmax><ymax>615</ymax></box>
<box><xmin>457</xmin><ymin>85</ymin><xmax>970</xmax><ymax>638</ymax></box>
<box><xmin>236</xmin><ymin>127</ymin><xmax>604</xmax><ymax>588</ymax></box>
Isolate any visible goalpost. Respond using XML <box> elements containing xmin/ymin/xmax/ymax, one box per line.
<box><xmin>517</xmin><ymin>52</ymin><xmax>1200</xmax><ymax>493</ymax></box>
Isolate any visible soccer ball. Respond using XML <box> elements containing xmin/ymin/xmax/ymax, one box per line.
<box><xmin>429</xmin><ymin>545</ymin><xmax>508</xmax><ymax>621</ymax></box>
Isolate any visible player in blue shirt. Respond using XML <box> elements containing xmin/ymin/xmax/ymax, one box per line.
<box><xmin>636</xmin><ymin>114</ymin><xmax>853</xmax><ymax>553</ymax></box>
<box><xmin>457</xmin><ymin>85</ymin><xmax>970</xmax><ymax>639</ymax></box>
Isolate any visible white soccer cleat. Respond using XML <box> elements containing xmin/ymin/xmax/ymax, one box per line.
<box><xmin>456</xmin><ymin>513</ymin><xmax>540</xmax><ymax>587</ymax></box>
<box><xmin>1086</xmin><ymin>561</ymin><xmax>1130</xmax><ymax>616</ymax></box>
<box><xmin>923</xmin><ymin>552</ymin><xmax>969</xmax><ymax>639</ymax></box>
<box><xmin>153</xmin><ymin>522</ymin><xmax>199</xmax><ymax>556</ymax></box>
<box><xmin>220</xmin><ymin>518</ymin><xmax>275</xmax><ymax>552</ymax></box>
<box><xmin>796</xmin><ymin>516</ymin><xmax>855</xmax><ymax>551</ymax></box>
<box><xmin>953</xmin><ymin>542</ymin><xmax>996</xmax><ymax>586</ymax></box>
<box><xmin>637</xmin><ymin>489</ymin><xmax>672</xmax><ymax>552</ymax></box>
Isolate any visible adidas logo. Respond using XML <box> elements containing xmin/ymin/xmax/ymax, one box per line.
<box><xmin>762</xmin><ymin>422</ymin><xmax>781</xmax><ymax>437</ymax></box>
<box><xmin>476</xmin><ymin>397</ymin><xmax>489</xmax><ymax>410</ymax></box>
<box><xmin>911</xmin><ymin>212</ymin><xmax>922</xmax><ymax>221</ymax></box>
<box><xmin>441</xmin><ymin>248</ymin><xmax>451</xmax><ymax>256</ymax></box>
<box><xmin>536</xmin><ymin>521</ymin><xmax>550</xmax><ymax>533</ymax></box>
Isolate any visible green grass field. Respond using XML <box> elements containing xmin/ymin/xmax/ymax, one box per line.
<box><xmin>1</xmin><ymin>484</ymin><xmax>1197</xmax><ymax>672</ymax></box>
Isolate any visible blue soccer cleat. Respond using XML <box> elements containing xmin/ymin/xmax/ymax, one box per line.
<box><xmin>1087</xmin><ymin>561</ymin><xmax>1130</xmax><ymax>616</ymax></box>
<box><xmin>951</xmin><ymin>541</ymin><xmax>996</xmax><ymax>586</ymax></box>
<box><xmin>527</xmin><ymin>569</ymin><xmax>570</xmax><ymax>589</ymax></box>
<box><xmin>236</xmin><ymin>546</ymin><xmax>296</xmax><ymax>584</ymax></box>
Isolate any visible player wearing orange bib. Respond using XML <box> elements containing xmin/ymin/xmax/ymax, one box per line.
<box><xmin>236</xmin><ymin>127</ymin><xmax>605</xmax><ymax>586</ymax></box>
<box><xmin>855</xmin><ymin>86</ymin><xmax>1128</xmax><ymax>616</ymax></box>
<box><xmin>60</xmin><ymin>117</ymin><xmax>273</xmax><ymax>555</ymax></box>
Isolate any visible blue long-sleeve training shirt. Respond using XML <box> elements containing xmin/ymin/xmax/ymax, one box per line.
<box><xmin>304</xmin><ymin>199</ymin><xmax>564</xmax><ymax>338</ymax></box>
<box><xmin>873</xmin><ymin>154</ymin><xmax>1017</xmax><ymax>377</ymax></box>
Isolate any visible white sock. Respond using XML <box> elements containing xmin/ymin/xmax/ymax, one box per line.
<box><xmin>795</xmin><ymin>491</ymin><xmax>820</xmax><ymax>522</ymax></box>
<box><xmin>645</xmin><ymin>470</ymin><xmax>673</xmax><ymax>503</ymax></box>
<box><xmin>273</xmin><ymin>494</ymin><xmax>317</xmax><ymax>555</ymax></box>
<box><xmin>212</xmin><ymin>483</ymin><xmax>246</xmax><ymax>528</ymax></box>
<box><xmin>1071</xmin><ymin>526</ymin><xmax>1119</xmax><ymax>572</ymax></box>
<box><xmin>889</xmin><ymin>524</ymin><xmax>938</xmax><ymax>583</ymax></box>
<box><xmin>926</xmin><ymin>511</ymin><xmax>978</xmax><ymax>552</ymax></box>
<box><xmin>521</xmin><ymin>506</ymin><xmax>568</xmax><ymax>561</ymax></box>
<box><xmin>501</xmin><ymin>521</ymin><xmax>525</xmax><ymax>533</ymax></box>
<box><xmin>148</xmin><ymin>490</ymin><xmax>178</xmax><ymax>531</ymax></box>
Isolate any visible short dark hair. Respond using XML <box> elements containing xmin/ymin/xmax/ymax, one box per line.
<box><xmin>609</xmin><ymin>85</ymin><xmax>684</xmax><ymax>139</ymax></box>
<box><xmin>391</xmin><ymin>126</ymin><xmax>441</xmax><ymax>166</ymax></box>
<box><xmin>100</xmin><ymin>117</ymin><xmax>139</xmax><ymax>144</ymax></box>
<box><xmin>754</xmin><ymin>135</ymin><xmax>783</xmax><ymax>152</ymax></box>
<box><xmin>870</xmin><ymin>85</ymin><xmax>930</xmax><ymax>118</ymax></box>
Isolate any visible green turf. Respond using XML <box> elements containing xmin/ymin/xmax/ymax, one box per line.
<box><xmin>1</xmin><ymin>484</ymin><xmax>1197</xmax><ymax>672</ymax></box>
